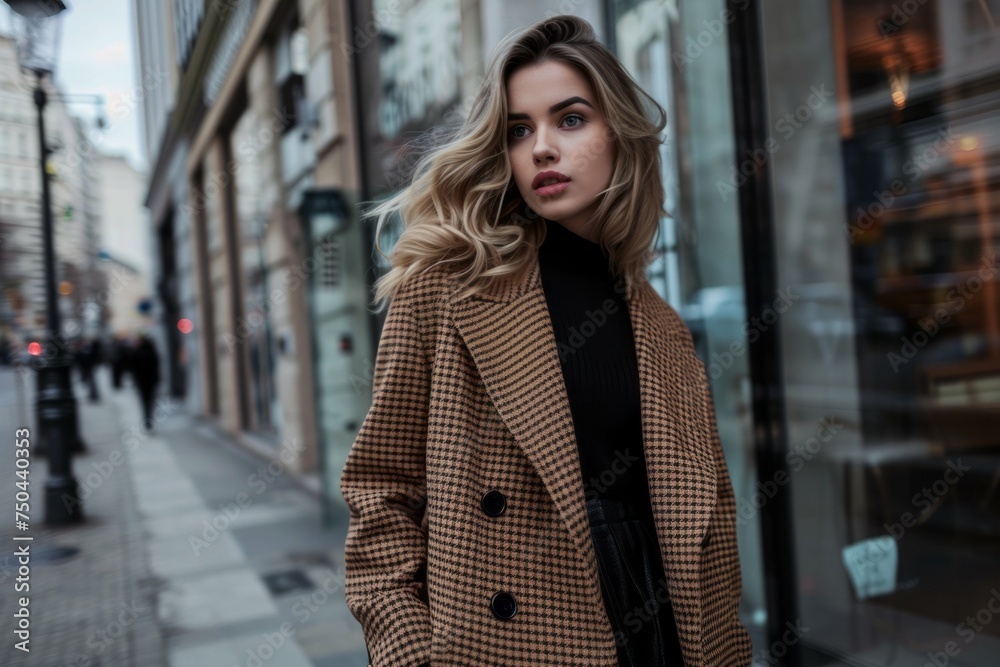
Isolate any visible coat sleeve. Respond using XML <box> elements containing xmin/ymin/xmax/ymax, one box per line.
<box><xmin>339</xmin><ymin>277</ymin><xmax>434</xmax><ymax>667</ymax></box>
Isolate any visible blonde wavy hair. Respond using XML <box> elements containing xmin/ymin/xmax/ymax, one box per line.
<box><xmin>366</xmin><ymin>14</ymin><xmax>667</xmax><ymax>311</ymax></box>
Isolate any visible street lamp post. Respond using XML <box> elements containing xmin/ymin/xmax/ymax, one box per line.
<box><xmin>5</xmin><ymin>0</ymin><xmax>83</xmax><ymax>524</ymax></box>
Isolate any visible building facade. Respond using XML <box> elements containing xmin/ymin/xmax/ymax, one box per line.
<box><xmin>97</xmin><ymin>153</ymin><xmax>154</xmax><ymax>337</ymax></box>
<box><xmin>134</xmin><ymin>0</ymin><xmax>372</xmax><ymax>497</ymax></box>
<box><xmin>133</xmin><ymin>0</ymin><xmax>193</xmax><ymax>405</ymax></box>
<box><xmin>48</xmin><ymin>102</ymin><xmax>104</xmax><ymax>338</ymax></box>
<box><xmin>0</xmin><ymin>34</ymin><xmax>45</xmax><ymax>342</ymax></box>
<box><xmin>0</xmin><ymin>33</ymin><xmax>104</xmax><ymax>346</ymax></box>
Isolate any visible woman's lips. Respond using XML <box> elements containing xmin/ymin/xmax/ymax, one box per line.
<box><xmin>534</xmin><ymin>181</ymin><xmax>570</xmax><ymax>196</ymax></box>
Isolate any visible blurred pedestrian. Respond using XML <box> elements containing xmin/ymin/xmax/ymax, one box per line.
<box><xmin>109</xmin><ymin>333</ymin><xmax>130</xmax><ymax>389</ymax></box>
<box><xmin>92</xmin><ymin>337</ymin><xmax>104</xmax><ymax>368</ymax></box>
<box><xmin>0</xmin><ymin>334</ymin><xmax>11</xmax><ymax>365</ymax></box>
<box><xmin>129</xmin><ymin>333</ymin><xmax>160</xmax><ymax>430</ymax></box>
<box><xmin>75</xmin><ymin>337</ymin><xmax>100</xmax><ymax>402</ymax></box>
<box><xmin>70</xmin><ymin>338</ymin><xmax>84</xmax><ymax>384</ymax></box>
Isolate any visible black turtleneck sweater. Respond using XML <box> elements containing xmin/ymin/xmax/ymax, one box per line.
<box><xmin>537</xmin><ymin>219</ymin><xmax>654</xmax><ymax>518</ymax></box>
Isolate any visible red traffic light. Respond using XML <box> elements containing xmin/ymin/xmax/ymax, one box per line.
<box><xmin>28</xmin><ymin>341</ymin><xmax>41</xmax><ymax>355</ymax></box>
<box><xmin>177</xmin><ymin>318</ymin><xmax>194</xmax><ymax>334</ymax></box>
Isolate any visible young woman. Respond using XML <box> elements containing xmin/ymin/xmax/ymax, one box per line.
<box><xmin>340</xmin><ymin>14</ymin><xmax>753</xmax><ymax>667</ymax></box>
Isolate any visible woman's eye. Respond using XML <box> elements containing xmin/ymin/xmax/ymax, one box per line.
<box><xmin>510</xmin><ymin>125</ymin><xmax>527</xmax><ymax>139</ymax></box>
<box><xmin>509</xmin><ymin>114</ymin><xmax>584</xmax><ymax>140</ymax></box>
<box><xmin>563</xmin><ymin>114</ymin><xmax>584</xmax><ymax>128</ymax></box>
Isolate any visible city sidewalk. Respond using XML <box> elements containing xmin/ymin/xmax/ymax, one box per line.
<box><xmin>0</xmin><ymin>366</ymin><xmax>368</xmax><ymax>667</ymax></box>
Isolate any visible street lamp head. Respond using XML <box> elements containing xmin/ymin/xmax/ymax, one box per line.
<box><xmin>3</xmin><ymin>0</ymin><xmax>67</xmax><ymax>18</ymax></box>
<box><xmin>4</xmin><ymin>0</ymin><xmax>67</xmax><ymax>77</ymax></box>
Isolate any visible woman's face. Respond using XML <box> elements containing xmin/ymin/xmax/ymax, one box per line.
<box><xmin>506</xmin><ymin>60</ymin><xmax>616</xmax><ymax>239</ymax></box>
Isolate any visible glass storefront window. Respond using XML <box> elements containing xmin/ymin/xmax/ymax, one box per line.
<box><xmin>760</xmin><ymin>0</ymin><xmax>1000</xmax><ymax>662</ymax></box>
<box><xmin>230</xmin><ymin>107</ymin><xmax>279</xmax><ymax>436</ymax></box>
<box><xmin>363</xmin><ymin>0</ymin><xmax>464</xmax><ymax>248</ymax></box>
<box><xmin>358</xmin><ymin>0</ymin><xmax>467</xmax><ymax>343</ymax></box>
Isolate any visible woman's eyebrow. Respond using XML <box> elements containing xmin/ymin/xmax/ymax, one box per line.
<box><xmin>507</xmin><ymin>96</ymin><xmax>594</xmax><ymax>121</ymax></box>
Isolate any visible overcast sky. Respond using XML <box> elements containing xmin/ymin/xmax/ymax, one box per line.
<box><xmin>2</xmin><ymin>0</ymin><xmax>146</xmax><ymax>171</ymax></box>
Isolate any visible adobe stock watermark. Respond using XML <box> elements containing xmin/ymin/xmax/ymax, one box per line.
<box><xmin>342</xmin><ymin>0</ymin><xmax>411</xmax><ymax>62</ymax></box>
<box><xmin>555</xmin><ymin>276</ymin><xmax>628</xmax><ymax>363</ymax></box>
<box><xmin>223</xmin><ymin>234</ymin><xmax>340</xmax><ymax>352</ymax></box>
<box><xmin>877</xmin><ymin>0</ymin><xmax>933</xmax><ymax>36</ymax></box>
<box><xmin>923</xmin><ymin>587</ymin><xmax>1000</xmax><ymax>667</ymax></box>
<box><xmin>582</xmin><ymin>448</ymin><xmax>641</xmax><ymax>502</ymax></box>
<box><xmin>886</xmin><ymin>253</ymin><xmax>998</xmax><ymax>372</ymax></box>
<box><xmin>611</xmin><ymin>574</ymin><xmax>809</xmax><ymax>665</ymax></box>
<box><xmin>707</xmin><ymin>287</ymin><xmax>799</xmax><ymax>380</ymax></box>
<box><xmin>844</xmin><ymin>125</ymin><xmax>959</xmax><ymax>243</ymax></box>
<box><xmin>614</xmin><ymin>576</ymin><xmax>672</xmax><ymax>645</ymax></box>
<box><xmin>717</xmin><ymin>85</ymin><xmax>834</xmax><ymax>201</ymax></box>
<box><xmin>848</xmin><ymin>459</ymin><xmax>971</xmax><ymax>572</ymax></box>
<box><xmin>290</xmin><ymin>565</ymin><xmax>347</xmax><ymax>623</ymax></box>
<box><xmin>42</xmin><ymin>64</ymin><xmax>170</xmax><ymax>171</ymax></box>
<box><xmin>213</xmin><ymin>0</ymin><xmax>248</xmax><ymax>19</ymax></box>
<box><xmin>348</xmin><ymin>356</ymin><xmax>378</xmax><ymax>396</ymax></box>
<box><xmin>229</xmin><ymin>565</ymin><xmax>347</xmax><ymax>667</ymax></box>
<box><xmin>885</xmin><ymin>459</ymin><xmax>971</xmax><ymax>540</ymax></box>
<box><xmin>736</xmin><ymin>417</ymin><xmax>844</xmax><ymax>526</ymax></box>
<box><xmin>189</xmin><ymin>438</ymin><xmax>308</xmax><ymax>555</ymax></box>
<box><xmin>570</xmin><ymin>123</ymin><xmax>617</xmax><ymax>173</ymax></box>
<box><xmin>104</xmin><ymin>65</ymin><xmax>171</xmax><ymax>131</ymax></box>
<box><xmin>230</xmin><ymin>624</ymin><xmax>297</xmax><ymax>667</ymax></box>
<box><xmin>182</xmin><ymin>106</ymin><xmax>295</xmax><ymax>222</ymax></box>
<box><xmin>62</xmin><ymin>397</ymin><xmax>182</xmax><ymax>513</ymax></box>
<box><xmin>56</xmin><ymin>600</ymin><xmax>147</xmax><ymax>667</ymax></box>
<box><xmin>754</xmin><ymin>619</ymin><xmax>810</xmax><ymax>664</ymax></box>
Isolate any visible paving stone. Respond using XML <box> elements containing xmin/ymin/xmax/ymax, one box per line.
<box><xmin>157</xmin><ymin>568</ymin><xmax>278</xmax><ymax>632</ymax></box>
<box><xmin>0</xmin><ymin>367</ymin><xmax>168</xmax><ymax>667</ymax></box>
<box><xmin>0</xmin><ymin>365</ymin><xmax>369</xmax><ymax>667</ymax></box>
<box><xmin>169</xmin><ymin>630</ymin><xmax>314</xmax><ymax>667</ymax></box>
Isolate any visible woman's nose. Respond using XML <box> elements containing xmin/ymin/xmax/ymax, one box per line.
<box><xmin>532</xmin><ymin>127</ymin><xmax>558</xmax><ymax>163</ymax></box>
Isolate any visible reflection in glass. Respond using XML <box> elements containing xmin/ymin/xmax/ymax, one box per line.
<box><xmin>765</xmin><ymin>0</ymin><xmax>1000</xmax><ymax>661</ymax></box>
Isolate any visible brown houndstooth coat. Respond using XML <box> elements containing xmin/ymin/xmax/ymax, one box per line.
<box><xmin>340</xmin><ymin>255</ymin><xmax>753</xmax><ymax>666</ymax></box>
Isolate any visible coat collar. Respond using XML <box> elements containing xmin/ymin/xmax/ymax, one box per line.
<box><xmin>449</xmin><ymin>253</ymin><xmax>717</xmax><ymax>664</ymax></box>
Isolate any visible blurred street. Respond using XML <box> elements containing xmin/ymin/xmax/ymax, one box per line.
<box><xmin>0</xmin><ymin>365</ymin><xmax>367</xmax><ymax>667</ymax></box>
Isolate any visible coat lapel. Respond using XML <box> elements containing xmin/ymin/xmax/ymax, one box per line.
<box><xmin>449</xmin><ymin>253</ymin><xmax>717</xmax><ymax>662</ymax></box>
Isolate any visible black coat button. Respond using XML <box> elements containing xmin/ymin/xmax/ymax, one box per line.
<box><xmin>481</xmin><ymin>490</ymin><xmax>506</xmax><ymax>517</ymax></box>
<box><xmin>490</xmin><ymin>591</ymin><xmax>518</xmax><ymax>619</ymax></box>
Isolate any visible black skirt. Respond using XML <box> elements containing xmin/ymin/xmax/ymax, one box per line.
<box><xmin>586</xmin><ymin>498</ymin><xmax>686</xmax><ymax>666</ymax></box>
